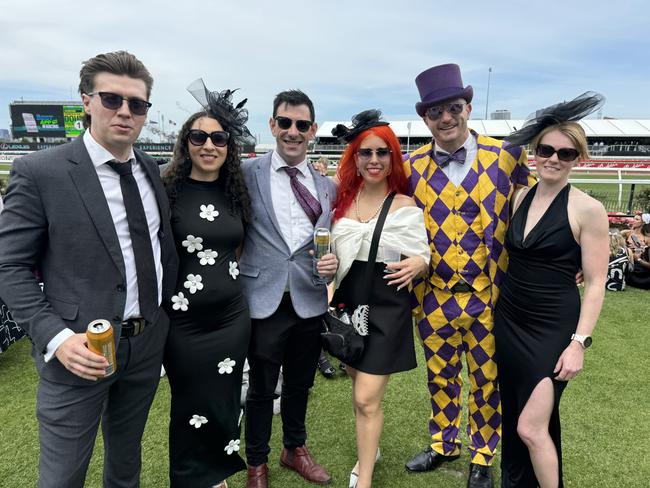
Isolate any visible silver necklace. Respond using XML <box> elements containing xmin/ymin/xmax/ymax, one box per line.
<box><xmin>355</xmin><ymin>190</ymin><xmax>390</xmax><ymax>223</ymax></box>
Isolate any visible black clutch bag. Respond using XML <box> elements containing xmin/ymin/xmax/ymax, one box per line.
<box><xmin>321</xmin><ymin>193</ymin><xmax>395</xmax><ymax>363</ymax></box>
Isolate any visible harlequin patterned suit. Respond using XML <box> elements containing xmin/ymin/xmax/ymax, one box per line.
<box><xmin>404</xmin><ymin>130</ymin><xmax>534</xmax><ymax>465</ymax></box>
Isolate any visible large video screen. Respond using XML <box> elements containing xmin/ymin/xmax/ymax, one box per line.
<box><xmin>10</xmin><ymin>103</ymin><xmax>85</xmax><ymax>139</ymax></box>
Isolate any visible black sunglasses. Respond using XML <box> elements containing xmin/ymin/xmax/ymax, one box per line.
<box><xmin>425</xmin><ymin>102</ymin><xmax>466</xmax><ymax>121</ymax></box>
<box><xmin>535</xmin><ymin>143</ymin><xmax>579</xmax><ymax>162</ymax></box>
<box><xmin>187</xmin><ymin>129</ymin><xmax>230</xmax><ymax>147</ymax></box>
<box><xmin>357</xmin><ymin>148</ymin><xmax>391</xmax><ymax>160</ymax></box>
<box><xmin>87</xmin><ymin>91</ymin><xmax>152</xmax><ymax>116</ymax></box>
<box><xmin>274</xmin><ymin>116</ymin><xmax>312</xmax><ymax>133</ymax></box>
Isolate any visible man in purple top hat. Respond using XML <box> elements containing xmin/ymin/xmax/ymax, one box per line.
<box><xmin>403</xmin><ymin>64</ymin><xmax>534</xmax><ymax>488</ymax></box>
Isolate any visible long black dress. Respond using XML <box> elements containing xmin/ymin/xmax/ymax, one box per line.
<box><xmin>164</xmin><ymin>177</ymin><xmax>250</xmax><ymax>487</ymax></box>
<box><xmin>494</xmin><ymin>184</ymin><xmax>581</xmax><ymax>488</ymax></box>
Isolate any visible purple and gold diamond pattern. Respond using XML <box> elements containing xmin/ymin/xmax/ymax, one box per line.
<box><xmin>417</xmin><ymin>287</ymin><xmax>500</xmax><ymax>466</ymax></box>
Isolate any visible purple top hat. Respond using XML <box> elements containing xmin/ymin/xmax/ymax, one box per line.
<box><xmin>415</xmin><ymin>63</ymin><xmax>473</xmax><ymax>117</ymax></box>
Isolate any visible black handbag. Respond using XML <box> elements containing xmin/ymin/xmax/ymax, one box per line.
<box><xmin>321</xmin><ymin>193</ymin><xmax>395</xmax><ymax>363</ymax></box>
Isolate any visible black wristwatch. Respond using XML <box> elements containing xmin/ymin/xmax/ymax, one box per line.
<box><xmin>571</xmin><ymin>334</ymin><xmax>592</xmax><ymax>349</ymax></box>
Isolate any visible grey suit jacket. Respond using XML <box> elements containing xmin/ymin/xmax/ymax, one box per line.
<box><xmin>0</xmin><ymin>136</ymin><xmax>178</xmax><ymax>385</ymax></box>
<box><xmin>239</xmin><ymin>152</ymin><xmax>336</xmax><ymax>320</ymax></box>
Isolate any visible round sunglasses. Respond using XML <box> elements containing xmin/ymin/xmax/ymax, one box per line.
<box><xmin>187</xmin><ymin>129</ymin><xmax>230</xmax><ymax>147</ymax></box>
<box><xmin>535</xmin><ymin>143</ymin><xmax>579</xmax><ymax>162</ymax></box>
<box><xmin>87</xmin><ymin>91</ymin><xmax>152</xmax><ymax>116</ymax></box>
<box><xmin>274</xmin><ymin>116</ymin><xmax>313</xmax><ymax>133</ymax></box>
<box><xmin>425</xmin><ymin>102</ymin><xmax>466</xmax><ymax>121</ymax></box>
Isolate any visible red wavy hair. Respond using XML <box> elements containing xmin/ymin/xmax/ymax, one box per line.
<box><xmin>333</xmin><ymin>125</ymin><xmax>408</xmax><ymax>221</ymax></box>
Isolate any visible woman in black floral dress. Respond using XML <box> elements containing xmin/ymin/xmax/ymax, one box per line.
<box><xmin>162</xmin><ymin>80</ymin><xmax>252</xmax><ymax>488</ymax></box>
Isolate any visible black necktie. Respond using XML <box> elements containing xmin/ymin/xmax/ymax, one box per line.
<box><xmin>283</xmin><ymin>166</ymin><xmax>322</xmax><ymax>226</ymax></box>
<box><xmin>432</xmin><ymin>146</ymin><xmax>467</xmax><ymax>169</ymax></box>
<box><xmin>107</xmin><ymin>160</ymin><xmax>158</xmax><ymax>322</ymax></box>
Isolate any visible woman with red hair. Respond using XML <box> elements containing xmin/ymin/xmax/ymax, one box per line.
<box><xmin>329</xmin><ymin>110</ymin><xmax>429</xmax><ymax>488</ymax></box>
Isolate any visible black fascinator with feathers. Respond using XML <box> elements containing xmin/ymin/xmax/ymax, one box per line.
<box><xmin>331</xmin><ymin>109</ymin><xmax>389</xmax><ymax>143</ymax></box>
<box><xmin>506</xmin><ymin>91</ymin><xmax>605</xmax><ymax>146</ymax></box>
<box><xmin>187</xmin><ymin>78</ymin><xmax>254</xmax><ymax>146</ymax></box>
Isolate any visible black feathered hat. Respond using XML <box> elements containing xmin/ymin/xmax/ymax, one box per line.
<box><xmin>187</xmin><ymin>78</ymin><xmax>253</xmax><ymax>146</ymax></box>
<box><xmin>331</xmin><ymin>109</ymin><xmax>389</xmax><ymax>143</ymax></box>
<box><xmin>506</xmin><ymin>91</ymin><xmax>605</xmax><ymax>146</ymax></box>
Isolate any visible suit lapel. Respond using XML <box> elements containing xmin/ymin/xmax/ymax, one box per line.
<box><xmin>67</xmin><ymin>137</ymin><xmax>126</xmax><ymax>277</ymax></box>
<box><xmin>254</xmin><ymin>153</ymin><xmax>286</xmax><ymax>242</ymax></box>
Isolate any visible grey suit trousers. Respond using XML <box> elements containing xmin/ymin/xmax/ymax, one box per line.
<box><xmin>36</xmin><ymin>313</ymin><xmax>168</xmax><ymax>488</ymax></box>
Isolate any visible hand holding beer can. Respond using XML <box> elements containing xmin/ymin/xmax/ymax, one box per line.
<box><xmin>86</xmin><ymin>319</ymin><xmax>117</xmax><ymax>377</ymax></box>
<box><xmin>314</xmin><ymin>228</ymin><xmax>331</xmax><ymax>259</ymax></box>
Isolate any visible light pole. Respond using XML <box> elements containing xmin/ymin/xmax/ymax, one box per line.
<box><xmin>485</xmin><ymin>67</ymin><xmax>492</xmax><ymax>120</ymax></box>
<box><xmin>406</xmin><ymin>121</ymin><xmax>412</xmax><ymax>153</ymax></box>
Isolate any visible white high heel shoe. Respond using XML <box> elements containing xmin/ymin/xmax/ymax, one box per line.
<box><xmin>349</xmin><ymin>448</ymin><xmax>381</xmax><ymax>488</ymax></box>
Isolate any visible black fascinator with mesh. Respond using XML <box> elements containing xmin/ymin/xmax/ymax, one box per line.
<box><xmin>187</xmin><ymin>78</ymin><xmax>254</xmax><ymax>146</ymax></box>
<box><xmin>331</xmin><ymin>109</ymin><xmax>389</xmax><ymax>143</ymax></box>
<box><xmin>506</xmin><ymin>91</ymin><xmax>605</xmax><ymax>146</ymax></box>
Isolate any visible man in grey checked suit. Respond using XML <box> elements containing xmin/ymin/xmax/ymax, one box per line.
<box><xmin>0</xmin><ymin>51</ymin><xmax>177</xmax><ymax>487</ymax></box>
<box><xmin>239</xmin><ymin>90</ymin><xmax>337</xmax><ymax>488</ymax></box>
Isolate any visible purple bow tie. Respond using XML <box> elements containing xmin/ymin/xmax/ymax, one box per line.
<box><xmin>432</xmin><ymin>146</ymin><xmax>467</xmax><ymax>169</ymax></box>
<box><xmin>283</xmin><ymin>166</ymin><xmax>322</xmax><ymax>226</ymax></box>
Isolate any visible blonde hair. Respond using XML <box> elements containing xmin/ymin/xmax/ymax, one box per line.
<box><xmin>609</xmin><ymin>231</ymin><xmax>626</xmax><ymax>257</ymax></box>
<box><xmin>530</xmin><ymin>121</ymin><xmax>589</xmax><ymax>161</ymax></box>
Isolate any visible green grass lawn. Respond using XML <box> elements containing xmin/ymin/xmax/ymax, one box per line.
<box><xmin>1</xmin><ymin>288</ymin><xmax>649</xmax><ymax>487</ymax></box>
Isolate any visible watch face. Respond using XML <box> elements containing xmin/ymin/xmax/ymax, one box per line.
<box><xmin>584</xmin><ymin>336</ymin><xmax>593</xmax><ymax>348</ymax></box>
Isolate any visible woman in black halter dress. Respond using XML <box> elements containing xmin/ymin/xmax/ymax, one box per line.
<box><xmin>494</xmin><ymin>95</ymin><xmax>609</xmax><ymax>488</ymax></box>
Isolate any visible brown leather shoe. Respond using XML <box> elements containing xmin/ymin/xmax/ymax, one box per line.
<box><xmin>280</xmin><ymin>445</ymin><xmax>332</xmax><ymax>485</ymax></box>
<box><xmin>246</xmin><ymin>464</ymin><xmax>269</xmax><ymax>488</ymax></box>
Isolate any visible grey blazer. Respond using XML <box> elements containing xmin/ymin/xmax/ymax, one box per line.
<box><xmin>0</xmin><ymin>136</ymin><xmax>178</xmax><ymax>385</ymax></box>
<box><xmin>239</xmin><ymin>152</ymin><xmax>336</xmax><ymax>320</ymax></box>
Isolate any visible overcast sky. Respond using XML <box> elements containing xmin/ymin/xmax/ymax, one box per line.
<box><xmin>2</xmin><ymin>0</ymin><xmax>649</xmax><ymax>143</ymax></box>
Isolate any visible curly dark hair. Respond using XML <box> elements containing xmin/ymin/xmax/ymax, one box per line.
<box><xmin>162</xmin><ymin>111</ymin><xmax>251</xmax><ymax>222</ymax></box>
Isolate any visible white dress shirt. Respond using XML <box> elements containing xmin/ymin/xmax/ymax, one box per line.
<box><xmin>45</xmin><ymin>131</ymin><xmax>163</xmax><ymax>361</ymax></box>
<box><xmin>434</xmin><ymin>133</ymin><xmax>478</xmax><ymax>187</ymax></box>
<box><xmin>270</xmin><ymin>150</ymin><xmax>319</xmax><ymax>252</ymax></box>
<box><xmin>0</xmin><ymin>194</ymin><xmax>3</xmax><ymax>213</ymax></box>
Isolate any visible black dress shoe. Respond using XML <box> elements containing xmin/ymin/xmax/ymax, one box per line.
<box><xmin>467</xmin><ymin>463</ymin><xmax>493</xmax><ymax>488</ymax></box>
<box><xmin>405</xmin><ymin>446</ymin><xmax>459</xmax><ymax>472</ymax></box>
<box><xmin>317</xmin><ymin>352</ymin><xmax>336</xmax><ymax>378</ymax></box>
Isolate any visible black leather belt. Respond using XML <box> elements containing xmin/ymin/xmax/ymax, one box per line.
<box><xmin>120</xmin><ymin>318</ymin><xmax>149</xmax><ymax>338</ymax></box>
<box><xmin>449</xmin><ymin>281</ymin><xmax>474</xmax><ymax>293</ymax></box>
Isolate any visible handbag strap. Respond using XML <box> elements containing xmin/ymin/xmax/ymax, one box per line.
<box><xmin>359</xmin><ymin>192</ymin><xmax>396</xmax><ymax>305</ymax></box>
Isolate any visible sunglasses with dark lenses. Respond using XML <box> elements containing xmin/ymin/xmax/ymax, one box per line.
<box><xmin>274</xmin><ymin>116</ymin><xmax>312</xmax><ymax>133</ymax></box>
<box><xmin>535</xmin><ymin>144</ymin><xmax>579</xmax><ymax>162</ymax></box>
<box><xmin>425</xmin><ymin>102</ymin><xmax>466</xmax><ymax>121</ymax></box>
<box><xmin>187</xmin><ymin>129</ymin><xmax>230</xmax><ymax>147</ymax></box>
<box><xmin>357</xmin><ymin>148</ymin><xmax>392</xmax><ymax>161</ymax></box>
<box><xmin>87</xmin><ymin>91</ymin><xmax>152</xmax><ymax>116</ymax></box>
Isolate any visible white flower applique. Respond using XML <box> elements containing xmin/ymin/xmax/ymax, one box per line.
<box><xmin>199</xmin><ymin>204</ymin><xmax>219</xmax><ymax>222</ymax></box>
<box><xmin>218</xmin><ymin>358</ymin><xmax>236</xmax><ymax>374</ymax></box>
<box><xmin>224</xmin><ymin>439</ymin><xmax>240</xmax><ymax>455</ymax></box>
<box><xmin>229</xmin><ymin>261</ymin><xmax>240</xmax><ymax>280</ymax></box>
<box><xmin>189</xmin><ymin>414</ymin><xmax>208</xmax><ymax>429</ymax></box>
<box><xmin>182</xmin><ymin>235</ymin><xmax>203</xmax><ymax>253</ymax></box>
<box><xmin>198</xmin><ymin>249</ymin><xmax>218</xmax><ymax>266</ymax></box>
<box><xmin>183</xmin><ymin>274</ymin><xmax>204</xmax><ymax>294</ymax></box>
<box><xmin>171</xmin><ymin>292</ymin><xmax>189</xmax><ymax>312</ymax></box>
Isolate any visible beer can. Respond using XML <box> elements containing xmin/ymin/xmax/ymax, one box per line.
<box><xmin>313</xmin><ymin>228</ymin><xmax>331</xmax><ymax>259</ymax></box>
<box><xmin>86</xmin><ymin>319</ymin><xmax>117</xmax><ymax>377</ymax></box>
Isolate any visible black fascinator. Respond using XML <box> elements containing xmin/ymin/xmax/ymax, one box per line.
<box><xmin>187</xmin><ymin>78</ymin><xmax>254</xmax><ymax>146</ymax></box>
<box><xmin>331</xmin><ymin>109</ymin><xmax>389</xmax><ymax>143</ymax></box>
<box><xmin>506</xmin><ymin>91</ymin><xmax>605</xmax><ymax>146</ymax></box>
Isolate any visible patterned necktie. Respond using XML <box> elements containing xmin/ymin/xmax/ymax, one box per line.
<box><xmin>283</xmin><ymin>166</ymin><xmax>322</xmax><ymax>226</ymax></box>
<box><xmin>432</xmin><ymin>146</ymin><xmax>467</xmax><ymax>169</ymax></box>
<box><xmin>107</xmin><ymin>160</ymin><xmax>158</xmax><ymax>322</ymax></box>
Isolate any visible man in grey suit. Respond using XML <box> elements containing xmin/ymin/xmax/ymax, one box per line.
<box><xmin>0</xmin><ymin>51</ymin><xmax>177</xmax><ymax>488</ymax></box>
<box><xmin>240</xmin><ymin>90</ymin><xmax>337</xmax><ymax>488</ymax></box>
